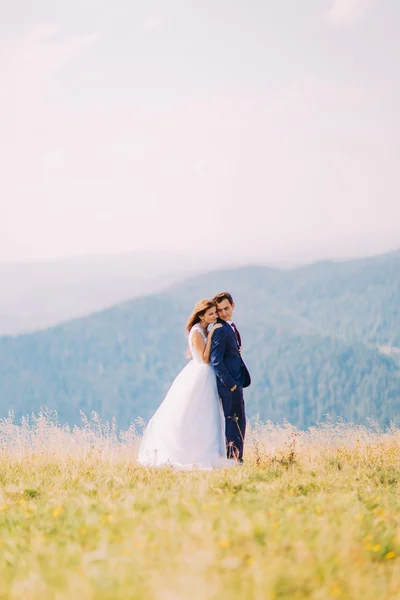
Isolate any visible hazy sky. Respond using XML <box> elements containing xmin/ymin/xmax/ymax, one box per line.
<box><xmin>1</xmin><ymin>0</ymin><xmax>399</xmax><ymax>265</ymax></box>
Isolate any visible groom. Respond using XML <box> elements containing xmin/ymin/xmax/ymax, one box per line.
<box><xmin>210</xmin><ymin>292</ymin><xmax>251</xmax><ymax>462</ymax></box>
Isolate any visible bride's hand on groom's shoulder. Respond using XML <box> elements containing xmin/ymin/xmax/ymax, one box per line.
<box><xmin>208</xmin><ymin>323</ymin><xmax>223</xmax><ymax>334</ymax></box>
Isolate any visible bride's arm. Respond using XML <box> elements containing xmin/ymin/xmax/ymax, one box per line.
<box><xmin>192</xmin><ymin>324</ymin><xmax>222</xmax><ymax>364</ymax></box>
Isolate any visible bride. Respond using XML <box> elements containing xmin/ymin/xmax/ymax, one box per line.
<box><xmin>138</xmin><ymin>299</ymin><xmax>235</xmax><ymax>469</ymax></box>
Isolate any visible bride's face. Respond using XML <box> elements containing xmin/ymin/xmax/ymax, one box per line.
<box><xmin>202</xmin><ymin>306</ymin><xmax>218</xmax><ymax>325</ymax></box>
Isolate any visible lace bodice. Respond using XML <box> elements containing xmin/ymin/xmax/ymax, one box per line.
<box><xmin>188</xmin><ymin>324</ymin><xmax>207</xmax><ymax>364</ymax></box>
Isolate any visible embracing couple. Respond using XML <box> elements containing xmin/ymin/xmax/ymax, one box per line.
<box><xmin>138</xmin><ymin>292</ymin><xmax>251</xmax><ymax>470</ymax></box>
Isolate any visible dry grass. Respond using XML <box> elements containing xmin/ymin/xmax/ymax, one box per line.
<box><xmin>0</xmin><ymin>410</ymin><xmax>399</xmax><ymax>599</ymax></box>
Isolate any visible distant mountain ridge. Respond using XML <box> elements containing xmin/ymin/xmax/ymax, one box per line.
<box><xmin>0</xmin><ymin>250</ymin><xmax>399</xmax><ymax>429</ymax></box>
<box><xmin>0</xmin><ymin>251</ymin><xmax>213</xmax><ymax>335</ymax></box>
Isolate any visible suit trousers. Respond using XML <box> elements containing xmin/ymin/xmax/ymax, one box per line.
<box><xmin>218</xmin><ymin>385</ymin><xmax>246</xmax><ymax>461</ymax></box>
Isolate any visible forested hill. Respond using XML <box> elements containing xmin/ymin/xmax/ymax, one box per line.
<box><xmin>0</xmin><ymin>250</ymin><xmax>399</xmax><ymax>428</ymax></box>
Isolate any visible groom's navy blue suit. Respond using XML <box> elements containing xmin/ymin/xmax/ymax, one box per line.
<box><xmin>210</xmin><ymin>319</ymin><xmax>251</xmax><ymax>461</ymax></box>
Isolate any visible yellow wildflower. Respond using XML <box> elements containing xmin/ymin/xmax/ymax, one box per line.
<box><xmin>385</xmin><ymin>551</ymin><xmax>396</xmax><ymax>560</ymax></box>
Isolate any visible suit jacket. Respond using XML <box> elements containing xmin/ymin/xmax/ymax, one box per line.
<box><xmin>210</xmin><ymin>319</ymin><xmax>251</xmax><ymax>391</ymax></box>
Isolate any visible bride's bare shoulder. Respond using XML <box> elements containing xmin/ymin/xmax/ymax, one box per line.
<box><xmin>189</xmin><ymin>324</ymin><xmax>202</xmax><ymax>337</ymax></box>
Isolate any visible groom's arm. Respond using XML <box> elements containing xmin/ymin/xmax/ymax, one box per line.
<box><xmin>210</xmin><ymin>328</ymin><xmax>237</xmax><ymax>390</ymax></box>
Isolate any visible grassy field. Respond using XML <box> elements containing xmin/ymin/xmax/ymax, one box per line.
<box><xmin>0</xmin><ymin>414</ymin><xmax>399</xmax><ymax>599</ymax></box>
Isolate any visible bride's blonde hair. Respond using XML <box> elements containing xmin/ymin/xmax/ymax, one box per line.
<box><xmin>185</xmin><ymin>299</ymin><xmax>216</xmax><ymax>333</ymax></box>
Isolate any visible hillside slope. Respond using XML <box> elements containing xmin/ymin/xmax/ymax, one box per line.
<box><xmin>0</xmin><ymin>251</ymin><xmax>399</xmax><ymax>428</ymax></box>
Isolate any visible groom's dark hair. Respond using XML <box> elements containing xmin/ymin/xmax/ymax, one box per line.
<box><xmin>213</xmin><ymin>291</ymin><xmax>234</xmax><ymax>306</ymax></box>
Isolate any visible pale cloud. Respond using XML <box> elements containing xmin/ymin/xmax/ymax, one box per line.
<box><xmin>0</xmin><ymin>25</ymin><xmax>100</xmax><ymax>259</ymax></box>
<box><xmin>1</xmin><ymin>24</ymin><xmax>99</xmax><ymax>78</ymax></box>
<box><xmin>0</xmin><ymin>25</ymin><xmax>99</xmax><ymax>162</ymax></box>
<box><xmin>328</xmin><ymin>0</ymin><xmax>368</xmax><ymax>23</ymax></box>
<box><xmin>140</xmin><ymin>14</ymin><xmax>163</xmax><ymax>34</ymax></box>
<box><xmin>44</xmin><ymin>149</ymin><xmax>67</xmax><ymax>171</ymax></box>
<box><xmin>0</xmin><ymin>25</ymin><xmax>99</xmax><ymax>121</ymax></box>
<box><xmin>275</xmin><ymin>77</ymin><xmax>379</xmax><ymax>115</ymax></box>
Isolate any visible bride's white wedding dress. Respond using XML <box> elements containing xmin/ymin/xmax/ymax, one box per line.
<box><xmin>138</xmin><ymin>324</ymin><xmax>234</xmax><ymax>470</ymax></box>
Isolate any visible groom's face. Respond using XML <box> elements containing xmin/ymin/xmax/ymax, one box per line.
<box><xmin>216</xmin><ymin>299</ymin><xmax>234</xmax><ymax>321</ymax></box>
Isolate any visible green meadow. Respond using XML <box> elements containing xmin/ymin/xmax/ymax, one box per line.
<box><xmin>0</xmin><ymin>416</ymin><xmax>399</xmax><ymax>599</ymax></box>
